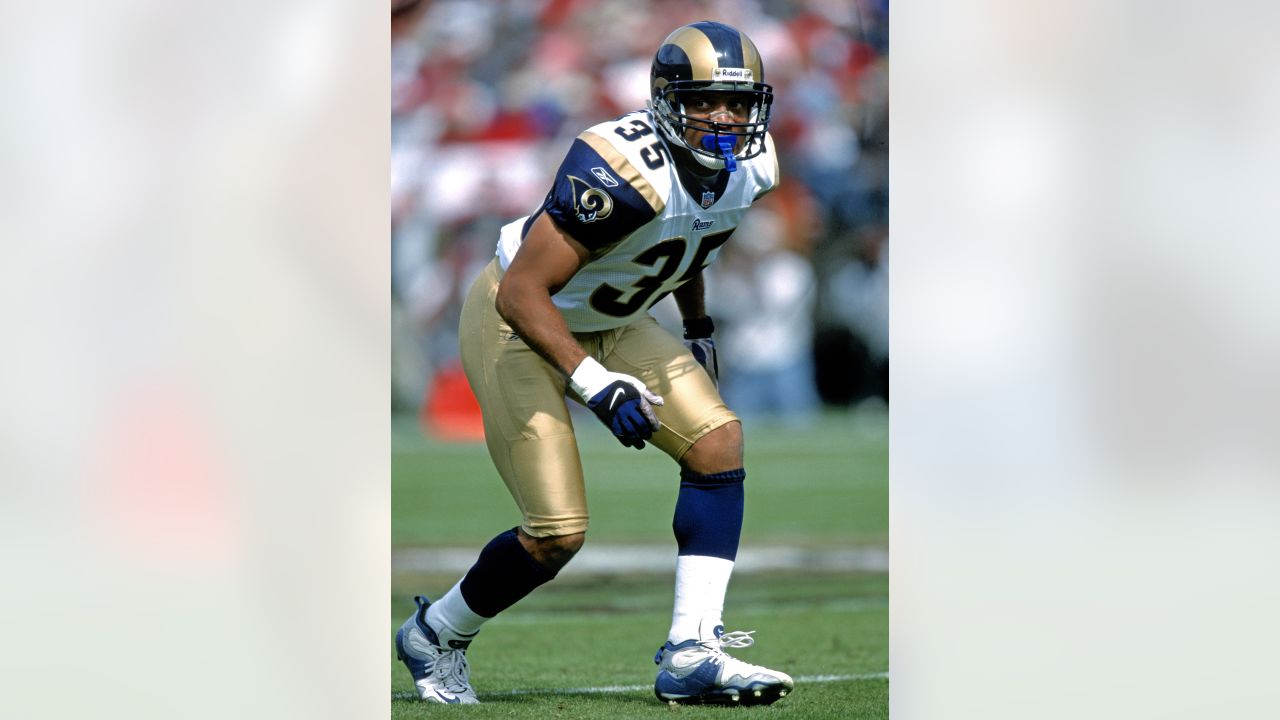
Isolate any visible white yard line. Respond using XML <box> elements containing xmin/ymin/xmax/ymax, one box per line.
<box><xmin>391</xmin><ymin>672</ymin><xmax>888</xmax><ymax>701</ymax></box>
<box><xmin>394</xmin><ymin>545</ymin><xmax>888</xmax><ymax>575</ymax></box>
<box><xmin>489</xmin><ymin>596</ymin><xmax>887</xmax><ymax>625</ymax></box>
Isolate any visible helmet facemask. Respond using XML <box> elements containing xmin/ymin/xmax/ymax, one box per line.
<box><xmin>649</xmin><ymin>81</ymin><xmax>774</xmax><ymax>171</ymax></box>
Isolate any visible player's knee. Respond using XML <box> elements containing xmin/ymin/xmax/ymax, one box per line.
<box><xmin>519</xmin><ymin>529</ymin><xmax>585</xmax><ymax>573</ymax></box>
<box><xmin>546</xmin><ymin>531</ymin><xmax>586</xmax><ymax>557</ymax></box>
<box><xmin>682</xmin><ymin>421</ymin><xmax>744</xmax><ymax>474</ymax></box>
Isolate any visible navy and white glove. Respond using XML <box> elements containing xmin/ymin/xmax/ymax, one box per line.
<box><xmin>683</xmin><ymin>317</ymin><xmax>719</xmax><ymax>386</ymax></box>
<box><xmin>568</xmin><ymin>357</ymin><xmax>664</xmax><ymax>449</ymax></box>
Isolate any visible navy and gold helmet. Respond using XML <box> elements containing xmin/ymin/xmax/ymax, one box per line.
<box><xmin>649</xmin><ymin>21</ymin><xmax>774</xmax><ymax>170</ymax></box>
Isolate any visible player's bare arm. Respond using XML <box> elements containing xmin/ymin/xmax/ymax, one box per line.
<box><xmin>673</xmin><ymin>267</ymin><xmax>720</xmax><ymax>385</ymax></box>
<box><xmin>495</xmin><ymin>212</ymin><xmax>590</xmax><ymax>376</ymax></box>
<box><xmin>497</xmin><ymin>212</ymin><xmax>664</xmax><ymax>450</ymax></box>
<box><xmin>672</xmin><ymin>270</ymin><xmax>707</xmax><ymax>321</ymax></box>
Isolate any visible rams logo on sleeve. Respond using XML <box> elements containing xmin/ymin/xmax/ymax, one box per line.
<box><xmin>537</xmin><ymin>134</ymin><xmax>659</xmax><ymax>249</ymax></box>
<box><xmin>567</xmin><ymin>175</ymin><xmax>614</xmax><ymax>224</ymax></box>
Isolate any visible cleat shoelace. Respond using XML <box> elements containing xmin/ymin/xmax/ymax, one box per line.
<box><xmin>710</xmin><ymin>630</ymin><xmax>755</xmax><ymax>650</ymax></box>
<box><xmin>691</xmin><ymin>629</ymin><xmax>755</xmax><ymax>658</ymax></box>
<box><xmin>432</xmin><ymin>649</ymin><xmax>471</xmax><ymax>694</ymax></box>
<box><xmin>687</xmin><ymin>629</ymin><xmax>779</xmax><ymax>682</ymax></box>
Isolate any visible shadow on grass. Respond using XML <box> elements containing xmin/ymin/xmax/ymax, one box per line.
<box><xmin>393</xmin><ymin>689</ymin><xmax>657</xmax><ymax>702</ymax></box>
<box><xmin>482</xmin><ymin>691</ymin><xmax>656</xmax><ymax>707</ymax></box>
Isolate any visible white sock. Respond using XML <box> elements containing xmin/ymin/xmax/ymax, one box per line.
<box><xmin>668</xmin><ymin>555</ymin><xmax>735</xmax><ymax>643</ymax></box>
<box><xmin>425</xmin><ymin>581</ymin><xmax>487</xmax><ymax>645</ymax></box>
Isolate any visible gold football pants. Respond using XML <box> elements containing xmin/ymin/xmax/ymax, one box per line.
<box><xmin>458</xmin><ymin>258</ymin><xmax>737</xmax><ymax>538</ymax></box>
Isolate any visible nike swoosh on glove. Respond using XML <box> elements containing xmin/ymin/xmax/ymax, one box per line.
<box><xmin>587</xmin><ymin>381</ymin><xmax>660</xmax><ymax>449</ymax></box>
<box><xmin>682</xmin><ymin>316</ymin><xmax>719</xmax><ymax>386</ymax></box>
<box><xmin>568</xmin><ymin>357</ymin><xmax>664</xmax><ymax>449</ymax></box>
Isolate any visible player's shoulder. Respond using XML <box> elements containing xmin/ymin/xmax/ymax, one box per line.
<box><xmin>579</xmin><ymin>110</ymin><xmax>660</xmax><ymax>151</ymax></box>
<box><xmin>575</xmin><ymin>110</ymin><xmax>674</xmax><ymax>209</ymax></box>
<box><xmin>541</xmin><ymin>111</ymin><xmax>670</xmax><ymax>250</ymax></box>
<box><xmin>746</xmin><ymin>131</ymin><xmax>781</xmax><ymax>199</ymax></box>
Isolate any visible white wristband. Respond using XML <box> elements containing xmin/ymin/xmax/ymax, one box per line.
<box><xmin>568</xmin><ymin>356</ymin><xmax>611</xmax><ymax>402</ymax></box>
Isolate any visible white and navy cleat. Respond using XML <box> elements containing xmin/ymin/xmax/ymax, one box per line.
<box><xmin>653</xmin><ymin>621</ymin><xmax>794</xmax><ymax>706</ymax></box>
<box><xmin>395</xmin><ymin>595</ymin><xmax>479</xmax><ymax>704</ymax></box>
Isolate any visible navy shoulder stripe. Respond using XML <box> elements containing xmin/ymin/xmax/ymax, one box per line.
<box><xmin>542</xmin><ymin>139</ymin><xmax>657</xmax><ymax>250</ymax></box>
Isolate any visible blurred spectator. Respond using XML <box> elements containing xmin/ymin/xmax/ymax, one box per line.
<box><xmin>390</xmin><ymin>0</ymin><xmax>890</xmax><ymax>419</ymax></box>
<box><xmin>816</xmin><ymin>224</ymin><xmax>889</xmax><ymax>404</ymax></box>
<box><xmin>710</xmin><ymin>206</ymin><xmax>821</xmax><ymax>424</ymax></box>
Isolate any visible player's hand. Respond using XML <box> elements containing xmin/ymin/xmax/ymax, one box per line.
<box><xmin>568</xmin><ymin>358</ymin><xmax>664</xmax><ymax>449</ymax></box>
<box><xmin>683</xmin><ymin>317</ymin><xmax>719</xmax><ymax>386</ymax></box>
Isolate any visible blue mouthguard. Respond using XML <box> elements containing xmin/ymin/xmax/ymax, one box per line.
<box><xmin>700</xmin><ymin>135</ymin><xmax>738</xmax><ymax>172</ymax></box>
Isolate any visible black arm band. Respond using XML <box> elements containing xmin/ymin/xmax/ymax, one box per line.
<box><xmin>682</xmin><ymin>316</ymin><xmax>716</xmax><ymax>340</ymax></box>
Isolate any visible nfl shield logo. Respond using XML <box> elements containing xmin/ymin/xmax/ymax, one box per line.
<box><xmin>701</xmin><ymin>191</ymin><xmax>716</xmax><ymax>208</ymax></box>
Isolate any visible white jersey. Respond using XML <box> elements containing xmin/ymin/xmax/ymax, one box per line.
<box><xmin>496</xmin><ymin>110</ymin><xmax>779</xmax><ymax>332</ymax></box>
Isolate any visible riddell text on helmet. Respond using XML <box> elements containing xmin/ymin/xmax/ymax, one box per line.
<box><xmin>711</xmin><ymin>67</ymin><xmax>753</xmax><ymax>81</ymax></box>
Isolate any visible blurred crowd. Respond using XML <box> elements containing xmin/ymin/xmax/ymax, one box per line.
<box><xmin>391</xmin><ymin>0</ymin><xmax>888</xmax><ymax>425</ymax></box>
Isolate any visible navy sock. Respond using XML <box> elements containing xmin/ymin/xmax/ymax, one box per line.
<box><xmin>458</xmin><ymin>528</ymin><xmax>557</xmax><ymax>618</ymax></box>
<box><xmin>672</xmin><ymin>468</ymin><xmax>745</xmax><ymax>560</ymax></box>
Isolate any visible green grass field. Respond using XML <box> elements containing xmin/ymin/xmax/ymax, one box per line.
<box><xmin>392</xmin><ymin>406</ymin><xmax>888</xmax><ymax>719</ymax></box>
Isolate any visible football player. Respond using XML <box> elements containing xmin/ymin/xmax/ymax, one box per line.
<box><xmin>397</xmin><ymin>21</ymin><xmax>794</xmax><ymax>706</ymax></box>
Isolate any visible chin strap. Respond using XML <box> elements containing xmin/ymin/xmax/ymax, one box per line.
<box><xmin>700</xmin><ymin>135</ymin><xmax>738</xmax><ymax>172</ymax></box>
